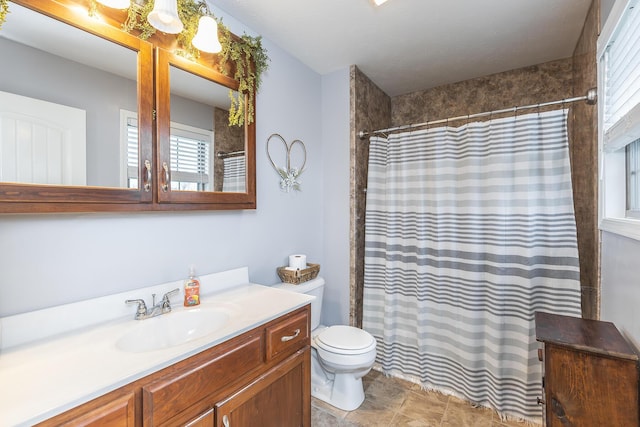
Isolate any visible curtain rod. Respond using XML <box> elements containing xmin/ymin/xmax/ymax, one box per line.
<box><xmin>358</xmin><ymin>87</ymin><xmax>597</xmax><ymax>140</ymax></box>
<box><xmin>217</xmin><ymin>150</ymin><xmax>245</xmax><ymax>159</ymax></box>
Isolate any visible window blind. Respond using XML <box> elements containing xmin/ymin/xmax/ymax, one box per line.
<box><xmin>169</xmin><ymin>131</ymin><xmax>211</xmax><ymax>191</ymax></box>
<box><xmin>126</xmin><ymin>116</ymin><xmax>138</xmax><ymax>188</ymax></box>
<box><xmin>602</xmin><ymin>0</ymin><xmax>640</xmax><ymax>152</ymax></box>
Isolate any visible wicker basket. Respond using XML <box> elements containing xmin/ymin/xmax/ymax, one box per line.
<box><xmin>277</xmin><ymin>263</ymin><xmax>320</xmax><ymax>285</ymax></box>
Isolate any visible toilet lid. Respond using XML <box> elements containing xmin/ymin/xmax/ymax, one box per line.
<box><xmin>315</xmin><ymin>325</ymin><xmax>376</xmax><ymax>354</ymax></box>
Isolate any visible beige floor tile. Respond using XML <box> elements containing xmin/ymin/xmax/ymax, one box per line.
<box><xmin>310</xmin><ymin>371</ymin><xmax>535</xmax><ymax>427</ymax></box>
<box><xmin>311</xmin><ymin>396</ymin><xmax>348</xmax><ymax>420</ymax></box>
<box><xmin>441</xmin><ymin>397</ymin><xmax>494</xmax><ymax>427</ymax></box>
<box><xmin>491</xmin><ymin>417</ymin><xmax>537</xmax><ymax>427</ymax></box>
<box><xmin>365</xmin><ymin>376</ymin><xmax>412</xmax><ymax>412</ymax></box>
<box><xmin>311</xmin><ymin>406</ymin><xmax>345</xmax><ymax>427</ymax></box>
<box><xmin>397</xmin><ymin>390</ymin><xmax>448</xmax><ymax>423</ymax></box>
<box><xmin>343</xmin><ymin>397</ymin><xmax>398</xmax><ymax>427</ymax></box>
<box><xmin>389</xmin><ymin>412</ymin><xmax>441</xmax><ymax>427</ymax></box>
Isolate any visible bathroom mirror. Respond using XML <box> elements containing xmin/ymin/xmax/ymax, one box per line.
<box><xmin>155</xmin><ymin>48</ymin><xmax>256</xmax><ymax>206</ymax></box>
<box><xmin>0</xmin><ymin>0</ymin><xmax>154</xmax><ymax>210</ymax></box>
<box><xmin>0</xmin><ymin>2</ymin><xmax>146</xmax><ymax>190</ymax></box>
<box><xmin>0</xmin><ymin>0</ymin><xmax>255</xmax><ymax>212</ymax></box>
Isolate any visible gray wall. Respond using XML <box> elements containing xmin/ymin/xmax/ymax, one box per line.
<box><xmin>321</xmin><ymin>68</ymin><xmax>351</xmax><ymax>326</ymax></box>
<box><xmin>0</xmin><ymin>10</ymin><xmax>326</xmax><ymax>317</ymax></box>
<box><xmin>601</xmin><ymin>232</ymin><xmax>640</xmax><ymax>348</ymax></box>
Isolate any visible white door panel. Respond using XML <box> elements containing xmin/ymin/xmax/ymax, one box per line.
<box><xmin>0</xmin><ymin>90</ymin><xmax>86</xmax><ymax>185</ymax></box>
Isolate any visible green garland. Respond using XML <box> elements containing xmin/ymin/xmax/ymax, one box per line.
<box><xmin>0</xmin><ymin>0</ymin><xmax>9</xmax><ymax>30</ymax></box>
<box><xmin>122</xmin><ymin>0</ymin><xmax>269</xmax><ymax>126</ymax></box>
<box><xmin>218</xmin><ymin>28</ymin><xmax>269</xmax><ymax>126</ymax></box>
<box><xmin>0</xmin><ymin>0</ymin><xmax>268</xmax><ymax>126</ymax></box>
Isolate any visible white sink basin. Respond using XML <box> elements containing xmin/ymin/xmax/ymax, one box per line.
<box><xmin>116</xmin><ymin>307</ymin><xmax>231</xmax><ymax>353</ymax></box>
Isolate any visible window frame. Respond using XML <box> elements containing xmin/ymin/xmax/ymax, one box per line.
<box><xmin>598</xmin><ymin>0</ymin><xmax>640</xmax><ymax>241</ymax></box>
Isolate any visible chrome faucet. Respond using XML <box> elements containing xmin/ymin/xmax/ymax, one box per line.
<box><xmin>125</xmin><ymin>288</ymin><xmax>180</xmax><ymax>320</ymax></box>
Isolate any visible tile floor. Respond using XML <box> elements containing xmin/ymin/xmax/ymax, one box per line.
<box><xmin>311</xmin><ymin>370</ymin><xmax>536</xmax><ymax>427</ymax></box>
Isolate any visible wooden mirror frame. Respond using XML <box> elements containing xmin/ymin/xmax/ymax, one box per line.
<box><xmin>0</xmin><ymin>0</ymin><xmax>256</xmax><ymax>213</ymax></box>
<box><xmin>155</xmin><ymin>48</ymin><xmax>256</xmax><ymax>209</ymax></box>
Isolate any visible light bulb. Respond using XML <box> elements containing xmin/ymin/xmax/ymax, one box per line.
<box><xmin>147</xmin><ymin>0</ymin><xmax>184</xmax><ymax>34</ymax></box>
<box><xmin>192</xmin><ymin>16</ymin><xmax>222</xmax><ymax>53</ymax></box>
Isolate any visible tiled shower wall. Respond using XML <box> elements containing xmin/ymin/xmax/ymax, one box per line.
<box><xmin>350</xmin><ymin>0</ymin><xmax>599</xmax><ymax>326</ymax></box>
<box><xmin>350</xmin><ymin>66</ymin><xmax>391</xmax><ymax>327</ymax></box>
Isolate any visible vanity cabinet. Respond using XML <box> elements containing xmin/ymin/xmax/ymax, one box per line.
<box><xmin>535</xmin><ymin>312</ymin><xmax>640</xmax><ymax>427</ymax></box>
<box><xmin>35</xmin><ymin>305</ymin><xmax>311</xmax><ymax>427</ymax></box>
<box><xmin>47</xmin><ymin>391</ymin><xmax>137</xmax><ymax>426</ymax></box>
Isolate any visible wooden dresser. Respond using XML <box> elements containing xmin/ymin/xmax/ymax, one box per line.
<box><xmin>535</xmin><ymin>312</ymin><xmax>639</xmax><ymax>427</ymax></box>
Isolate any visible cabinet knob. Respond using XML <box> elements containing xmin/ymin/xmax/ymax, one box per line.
<box><xmin>222</xmin><ymin>414</ymin><xmax>230</xmax><ymax>427</ymax></box>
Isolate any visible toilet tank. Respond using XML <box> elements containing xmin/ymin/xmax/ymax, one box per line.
<box><xmin>273</xmin><ymin>277</ymin><xmax>324</xmax><ymax>330</ymax></box>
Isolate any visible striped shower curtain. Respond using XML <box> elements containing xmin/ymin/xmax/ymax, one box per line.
<box><xmin>363</xmin><ymin>109</ymin><xmax>581</xmax><ymax>422</ymax></box>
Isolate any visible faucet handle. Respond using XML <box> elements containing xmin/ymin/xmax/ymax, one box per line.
<box><xmin>125</xmin><ymin>298</ymin><xmax>147</xmax><ymax>319</ymax></box>
<box><xmin>163</xmin><ymin>288</ymin><xmax>180</xmax><ymax>302</ymax></box>
<box><xmin>161</xmin><ymin>288</ymin><xmax>180</xmax><ymax>312</ymax></box>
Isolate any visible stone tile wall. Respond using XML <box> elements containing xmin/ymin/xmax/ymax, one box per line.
<box><xmin>350</xmin><ymin>66</ymin><xmax>391</xmax><ymax>327</ymax></box>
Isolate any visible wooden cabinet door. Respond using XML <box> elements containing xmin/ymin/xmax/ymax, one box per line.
<box><xmin>184</xmin><ymin>408</ymin><xmax>214</xmax><ymax>427</ymax></box>
<box><xmin>39</xmin><ymin>393</ymin><xmax>136</xmax><ymax>427</ymax></box>
<box><xmin>545</xmin><ymin>344</ymin><xmax>639</xmax><ymax>427</ymax></box>
<box><xmin>215</xmin><ymin>349</ymin><xmax>310</xmax><ymax>427</ymax></box>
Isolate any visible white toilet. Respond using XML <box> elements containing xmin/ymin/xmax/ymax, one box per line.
<box><xmin>274</xmin><ymin>277</ymin><xmax>377</xmax><ymax>411</ymax></box>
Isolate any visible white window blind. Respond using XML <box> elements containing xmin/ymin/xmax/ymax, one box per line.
<box><xmin>125</xmin><ymin>116</ymin><xmax>139</xmax><ymax>188</ymax></box>
<box><xmin>602</xmin><ymin>0</ymin><xmax>640</xmax><ymax>152</ymax></box>
<box><xmin>169</xmin><ymin>128</ymin><xmax>212</xmax><ymax>191</ymax></box>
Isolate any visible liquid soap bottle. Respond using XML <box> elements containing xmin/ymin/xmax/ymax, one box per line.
<box><xmin>183</xmin><ymin>265</ymin><xmax>201</xmax><ymax>307</ymax></box>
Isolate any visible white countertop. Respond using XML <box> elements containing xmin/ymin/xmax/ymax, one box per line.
<box><xmin>0</xmin><ymin>269</ymin><xmax>312</xmax><ymax>426</ymax></box>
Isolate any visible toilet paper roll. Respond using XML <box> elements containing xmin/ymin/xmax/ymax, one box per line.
<box><xmin>289</xmin><ymin>254</ymin><xmax>307</xmax><ymax>270</ymax></box>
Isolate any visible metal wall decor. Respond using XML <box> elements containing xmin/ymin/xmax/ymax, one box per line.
<box><xmin>266</xmin><ymin>133</ymin><xmax>307</xmax><ymax>192</ymax></box>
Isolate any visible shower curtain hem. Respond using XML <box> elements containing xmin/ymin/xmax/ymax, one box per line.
<box><xmin>372</xmin><ymin>364</ymin><xmax>543</xmax><ymax>426</ymax></box>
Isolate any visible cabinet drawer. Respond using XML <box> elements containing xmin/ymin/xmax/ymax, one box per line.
<box><xmin>266</xmin><ymin>309</ymin><xmax>309</xmax><ymax>361</ymax></box>
<box><xmin>143</xmin><ymin>332</ymin><xmax>263</xmax><ymax>425</ymax></box>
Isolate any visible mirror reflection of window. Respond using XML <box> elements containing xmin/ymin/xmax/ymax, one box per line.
<box><xmin>169</xmin><ymin>124</ymin><xmax>213</xmax><ymax>191</ymax></box>
<box><xmin>169</xmin><ymin>64</ymin><xmax>246</xmax><ymax>193</ymax></box>
<box><xmin>121</xmin><ymin>110</ymin><xmax>213</xmax><ymax>190</ymax></box>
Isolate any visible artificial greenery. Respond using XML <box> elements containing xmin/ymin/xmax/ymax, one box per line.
<box><xmin>218</xmin><ymin>28</ymin><xmax>269</xmax><ymax>126</ymax></box>
<box><xmin>0</xmin><ymin>0</ymin><xmax>9</xmax><ymax>30</ymax></box>
<box><xmin>0</xmin><ymin>0</ymin><xmax>268</xmax><ymax>126</ymax></box>
<box><xmin>123</xmin><ymin>0</ymin><xmax>269</xmax><ymax>126</ymax></box>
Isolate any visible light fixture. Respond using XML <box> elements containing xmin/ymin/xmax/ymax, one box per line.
<box><xmin>373</xmin><ymin>0</ymin><xmax>389</xmax><ymax>5</ymax></box>
<box><xmin>147</xmin><ymin>0</ymin><xmax>184</xmax><ymax>34</ymax></box>
<box><xmin>95</xmin><ymin>0</ymin><xmax>131</xmax><ymax>9</ymax></box>
<box><xmin>192</xmin><ymin>15</ymin><xmax>222</xmax><ymax>53</ymax></box>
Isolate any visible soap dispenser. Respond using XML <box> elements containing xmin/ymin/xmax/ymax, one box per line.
<box><xmin>183</xmin><ymin>265</ymin><xmax>201</xmax><ymax>307</ymax></box>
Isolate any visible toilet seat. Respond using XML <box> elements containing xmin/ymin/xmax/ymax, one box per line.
<box><xmin>315</xmin><ymin>325</ymin><xmax>376</xmax><ymax>355</ymax></box>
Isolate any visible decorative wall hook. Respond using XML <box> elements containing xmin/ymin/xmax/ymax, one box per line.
<box><xmin>266</xmin><ymin>133</ymin><xmax>307</xmax><ymax>192</ymax></box>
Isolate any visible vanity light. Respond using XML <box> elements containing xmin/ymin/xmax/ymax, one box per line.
<box><xmin>95</xmin><ymin>0</ymin><xmax>131</xmax><ymax>9</ymax></box>
<box><xmin>373</xmin><ymin>0</ymin><xmax>389</xmax><ymax>5</ymax></box>
<box><xmin>147</xmin><ymin>0</ymin><xmax>184</xmax><ymax>34</ymax></box>
<box><xmin>192</xmin><ymin>15</ymin><xmax>222</xmax><ymax>53</ymax></box>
